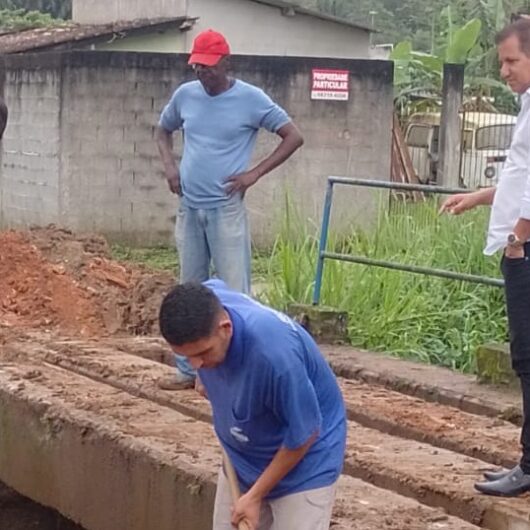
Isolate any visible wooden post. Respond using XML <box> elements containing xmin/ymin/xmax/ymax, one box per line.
<box><xmin>437</xmin><ymin>63</ymin><xmax>465</xmax><ymax>188</ymax></box>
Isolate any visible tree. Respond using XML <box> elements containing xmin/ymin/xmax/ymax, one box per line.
<box><xmin>304</xmin><ymin>0</ymin><xmax>530</xmax><ymax>50</ymax></box>
<box><xmin>305</xmin><ymin>0</ymin><xmax>526</xmax><ymax>112</ymax></box>
<box><xmin>391</xmin><ymin>18</ymin><xmax>487</xmax><ymax>116</ymax></box>
<box><xmin>0</xmin><ymin>0</ymin><xmax>71</xmax><ymax>19</ymax></box>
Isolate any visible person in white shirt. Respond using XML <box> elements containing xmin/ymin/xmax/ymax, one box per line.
<box><xmin>441</xmin><ymin>17</ymin><xmax>530</xmax><ymax>497</ymax></box>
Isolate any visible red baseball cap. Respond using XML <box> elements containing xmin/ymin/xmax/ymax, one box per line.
<box><xmin>188</xmin><ymin>29</ymin><xmax>230</xmax><ymax>66</ymax></box>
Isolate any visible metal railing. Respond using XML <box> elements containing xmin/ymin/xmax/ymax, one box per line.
<box><xmin>312</xmin><ymin>177</ymin><xmax>504</xmax><ymax>306</ymax></box>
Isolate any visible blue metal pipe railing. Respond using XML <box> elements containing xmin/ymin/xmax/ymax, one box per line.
<box><xmin>312</xmin><ymin>177</ymin><xmax>503</xmax><ymax>306</ymax></box>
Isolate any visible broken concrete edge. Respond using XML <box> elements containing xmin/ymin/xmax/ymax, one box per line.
<box><xmin>287</xmin><ymin>303</ymin><xmax>349</xmax><ymax>344</ymax></box>
<box><xmin>475</xmin><ymin>342</ymin><xmax>518</xmax><ymax>388</ymax></box>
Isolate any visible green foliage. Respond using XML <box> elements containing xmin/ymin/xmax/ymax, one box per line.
<box><xmin>306</xmin><ymin>0</ymin><xmax>530</xmax><ymax>50</ymax></box>
<box><xmin>0</xmin><ymin>8</ymin><xmax>64</xmax><ymax>29</ymax></box>
<box><xmin>306</xmin><ymin>0</ymin><xmax>530</xmax><ymax>113</ymax></box>
<box><xmin>111</xmin><ymin>199</ymin><xmax>508</xmax><ymax>373</ymax></box>
<box><xmin>0</xmin><ymin>0</ymin><xmax>71</xmax><ymax>19</ymax></box>
<box><xmin>445</xmin><ymin>19</ymin><xmax>482</xmax><ymax>63</ymax></box>
<box><xmin>260</xmin><ymin>197</ymin><xmax>506</xmax><ymax>373</ymax></box>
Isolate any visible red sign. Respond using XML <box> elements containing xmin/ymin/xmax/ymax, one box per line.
<box><xmin>311</xmin><ymin>69</ymin><xmax>349</xmax><ymax>101</ymax></box>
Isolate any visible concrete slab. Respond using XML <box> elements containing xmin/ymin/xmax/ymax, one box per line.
<box><xmin>83</xmin><ymin>336</ymin><xmax>523</xmax><ymax>426</ymax></box>
<box><xmin>37</xmin><ymin>337</ymin><xmax>521</xmax><ymax>470</ymax></box>
<box><xmin>322</xmin><ymin>344</ymin><xmax>523</xmax><ymax>424</ymax></box>
<box><xmin>0</xmin><ymin>356</ymin><xmax>479</xmax><ymax>530</ymax></box>
<box><xmin>338</xmin><ymin>378</ymin><xmax>520</xmax><ymax>469</ymax></box>
<box><xmin>1</xmin><ymin>337</ymin><xmax>525</xmax><ymax>530</ymax></box>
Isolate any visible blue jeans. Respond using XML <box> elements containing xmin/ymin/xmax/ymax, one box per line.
<box><xmin>174</xmin><ymin>199</ymin><xmax>251</xmax><ymax>378</ymax></box>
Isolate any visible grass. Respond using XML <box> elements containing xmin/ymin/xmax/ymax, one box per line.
<box><xmin>259</xmin><ymin>196</ymin><xmax>507</xmax><ymax>373</ymax></box>
<box><xmin>110</xmin><ymin>243</ymin><xmax>273</xmax><ymax>282</ymax></box>
<box><xmin>111</xmin><ymin>197</ymin><xmax>507</xmax><ymax>373</ymax></box>
<box><xmin>111</xmin><ymin>244</ymin><xmax>178</xmax><ymax>272</ymax></box>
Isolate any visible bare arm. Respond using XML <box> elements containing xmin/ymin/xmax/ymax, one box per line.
<box><xmin>439</xmin><ymin>186</ymin><xmax>496</xmax><ymax>215</ymax></box>
<box><xmin>226</xmin><ymin>122</ymin><xmax>304</xmax><ymax>196</ymax></box>
<box><xmin>251</xmin><ymin>122</ymin><xmax>304</xmax><ymax>180</ymax></box>
<box><xmin>231</xmin><ymin>434</ymin><xmax>317</xmax><ymax>529</ymax></box>
<box><xmin>155</xmin><ymin>125</ymin><xmax>181</xmax><ymax>195</ymax></box>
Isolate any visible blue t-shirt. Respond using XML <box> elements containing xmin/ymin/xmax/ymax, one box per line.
<box><xmin>159</xmin><ymin>80</ymin><xmax>290</xmax><ymax>209</ymax></box>
<box><xmin>198</xmin><ymin>280</ymin><xmax>347</xmax><ymax>499</ymax></box>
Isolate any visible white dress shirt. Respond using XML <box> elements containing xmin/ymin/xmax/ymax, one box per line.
<box><xmin>485</xmin><ymin>88</ymin><xmax>530</xmax><ymax>255</ymax></box>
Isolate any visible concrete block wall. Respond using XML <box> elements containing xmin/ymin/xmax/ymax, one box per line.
<box><xmin>0</xmin><ymin>51</ymin><xmax>393</xmax><ymax>247</ymax></box>
<box><xmin>58</xmin><ymin>54</ymin><xmax>182</xmax><ymax>244</ymax></box>
<box><xmin>0</xmin><ymin>66</ymin><xmax>62</xmax><ymax>228</ymax></box>
<box><xmin>235</xmin><ymin>56</ymin><xmax>393</xmax><ymax>243</ymax></box>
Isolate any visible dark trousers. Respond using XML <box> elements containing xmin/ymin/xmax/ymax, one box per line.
<box><xmin>501</xmin><ymin>244</ymin><xmax>530</xmax><ymax>473</ymax></box>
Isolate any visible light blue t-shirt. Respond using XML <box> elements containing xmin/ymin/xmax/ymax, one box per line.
<box><xmin>159</xmin><ymin>80</ymin><xmax>290</xmax><ymax>209</ymax></box>
<box><xmin>197</xmin><ymin>280</ymin><xmax>347</xmax><ymax>499</ymax></box>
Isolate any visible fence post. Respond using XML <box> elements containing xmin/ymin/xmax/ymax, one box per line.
<box><xmin>312</xmin><ymin>179</ymin><xmax>334</xmax><ymax>306</ymax></box>
<box><xmin>437</xmin><ymin>63</ymin><xmax>465</xmax><ymax>188</ymax></box>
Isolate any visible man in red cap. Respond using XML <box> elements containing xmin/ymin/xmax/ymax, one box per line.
<box><xmin>156</xmin><ymin>29</ymin><xmax>303</xmax><ymax>390</ymax></box>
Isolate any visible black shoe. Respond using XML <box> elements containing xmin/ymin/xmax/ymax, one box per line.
<box><xmin>475</xmin><ymin>466</ymin><xmax>530</xmax><ymax>497</ymax></box>
<box><xmin>483</xmin><ymin>467</ymin><xmax>513</xmax><ymax>481</ymax></box>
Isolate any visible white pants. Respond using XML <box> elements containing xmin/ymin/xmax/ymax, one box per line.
<box><xmin>212</xmin><ymin>469</ymin><xmax>337</xmax><ymax>530</ymax></box>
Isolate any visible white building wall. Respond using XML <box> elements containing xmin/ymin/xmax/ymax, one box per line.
<box><xmin>76</xmin><ymin>0</ymin><xmax>371</xmax><ymax>59</ymax></box>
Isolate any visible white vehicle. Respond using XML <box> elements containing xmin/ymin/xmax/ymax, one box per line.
<box><xmin>405</xmin><ymin>112</ymin><xmax>517</xmax><ymax>188</ymax></box>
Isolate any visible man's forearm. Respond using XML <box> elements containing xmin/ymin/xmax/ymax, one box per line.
<box><xmin>245</xmin><ymin>434</ymin><xmax>316</xmax><ymax>501</ymax></box>
<box><xmin>251</xmin><ymin>123</ymin><xmax>303</xmax><ymax>181</ymax></box>
<box><xmin>155</xmin><ymin>127</ymin><xmax>178</xmax><ymax>176</ymax></box>
<box><xmin>473</xmin><ymin>186</ymin><xmax>496</xmax><ymax>206</ymax></box>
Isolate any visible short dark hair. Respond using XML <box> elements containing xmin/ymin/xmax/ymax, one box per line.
<box><xmin>159</xmin><ymin>283</ymin><xmax>222</xmax><ymax>345</ymax></box>
<box><xmin>496</xmin><ymin>18</ymin><xmax>530</xmax><ymax>56</ymax></box>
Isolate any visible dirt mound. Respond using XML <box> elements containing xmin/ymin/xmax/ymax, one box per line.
<box><xmin>0</xmin><ymin>227</ymin><xmax>175</xmax><ymax>338</ymax></box>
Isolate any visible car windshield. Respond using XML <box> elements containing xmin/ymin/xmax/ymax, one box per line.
<box><xmin>406</xmin><ymin>125</ymin><xmax>431</xmax><ymax>147</ymax></box>
<box><xmin>475</xmin><ymin>124</ymin><xmax>514</xmax><ymax>150</ymax></box>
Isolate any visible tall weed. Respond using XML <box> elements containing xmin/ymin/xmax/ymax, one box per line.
<box><xmin>261</xmin><ymin>198</ymin><xmax>507</xmax><ymax>372</ymax></box>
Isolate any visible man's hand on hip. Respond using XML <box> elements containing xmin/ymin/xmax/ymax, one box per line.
<box><xmin>505</xmin><ymin>245</ymin><xmax>526</xmax><ymax>259</ymax></box>
<box><xmin>225</xmin><ymin>169</ymin><xmax>260</xmax><ymax>197</ymax></box>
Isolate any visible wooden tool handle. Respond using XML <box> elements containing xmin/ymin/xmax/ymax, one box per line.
<box><xmin>221</xmin><ymin>447</ymin><xmax>252</xmax><ymax>530</ymax></box>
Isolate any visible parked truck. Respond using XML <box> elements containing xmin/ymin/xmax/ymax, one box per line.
<box><xmin>404</xmin><ymin>112</ymin><xmax>517</xmax><ymax>188</ymax></box>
